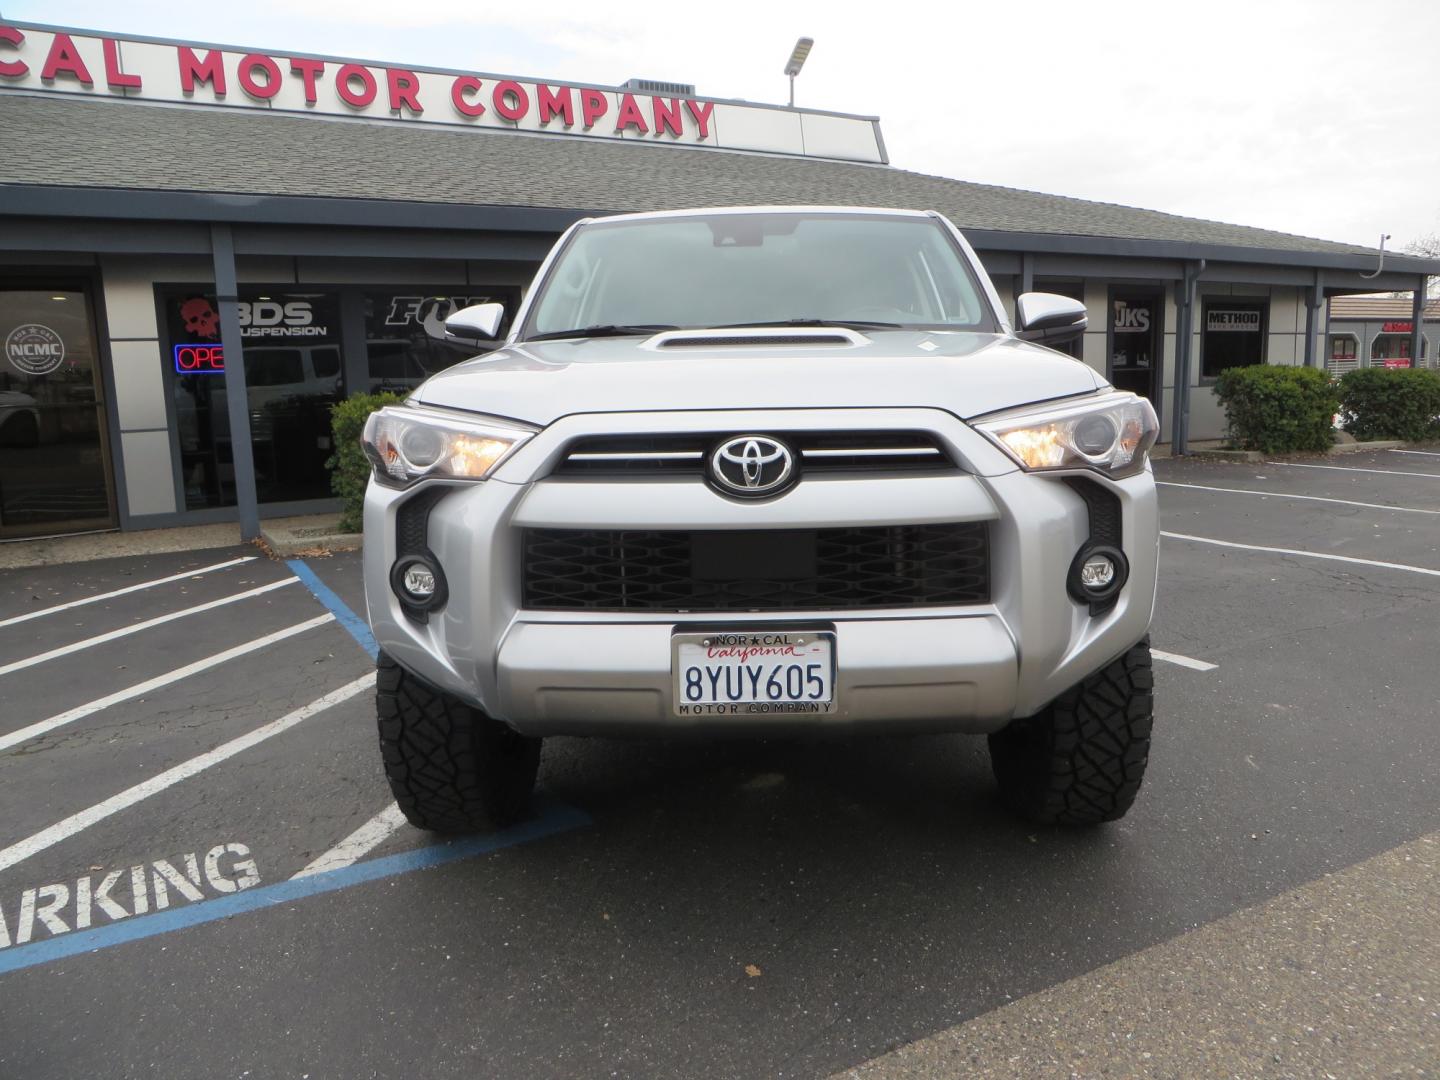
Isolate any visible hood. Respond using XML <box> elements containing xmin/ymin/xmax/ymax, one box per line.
<box><xmin>415</xmin><ymin>330</ymin><xmax>1106</xmax><ymax>426</ymax></box>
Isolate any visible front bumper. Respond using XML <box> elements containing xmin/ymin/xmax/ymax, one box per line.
<box><xmin>364</xmin><ymin>407</ymin><xmax>1158</xmax><ymax>737</ymax></box>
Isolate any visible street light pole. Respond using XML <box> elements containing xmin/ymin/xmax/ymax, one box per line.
<box><xmin>784</xmin><ymin>37</ymin><xmax>813</xmax><ymax>107</ymax></box>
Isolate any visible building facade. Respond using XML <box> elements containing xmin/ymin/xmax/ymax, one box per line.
<box><xmin>2</xmin><ymin>22</ymin><xmax>1436</xmax><ymax>541</ymax></box>
<box><xmin>1324</xmin><ymin>295</ymin><xmax>1440</xmax><ymax>374</ymax></box>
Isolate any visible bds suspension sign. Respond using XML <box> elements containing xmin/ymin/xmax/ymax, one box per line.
<box><xmin>0</xmin><ymin>23</ymin><xmax>886</xmax><ymax>162</ymax></box>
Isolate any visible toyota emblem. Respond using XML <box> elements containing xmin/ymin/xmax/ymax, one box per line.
<box><xmin>710</xmin><ymin>435</ymin><xmax>795</xmax><ymax>497</ymax></box>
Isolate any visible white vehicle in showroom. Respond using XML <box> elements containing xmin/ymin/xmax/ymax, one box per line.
<box><xmin>361</xmin><ymin>207</ymin><xmax>1160</xmax><ymax>831</ymax></box>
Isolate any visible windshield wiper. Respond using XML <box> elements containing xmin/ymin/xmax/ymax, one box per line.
<box><xmin>710</xmin><ymin>318</ymin><xmax>906</xmax><ymax>331</ymax></box>
<box><xmin>525</xmin><ymin>323</ymin><xmax>678</xmax><ymax>342</ymax></box>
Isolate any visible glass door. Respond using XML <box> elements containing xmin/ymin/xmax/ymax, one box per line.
<box><xmin>0</xmin><ymin>283</ymin><xmax>116</xmax><ymax>538</ymax></box>
<box><xmin>1108</xmin><ymin>288</ymin><xmax>1162</xmax><ymax>408</ymax></box>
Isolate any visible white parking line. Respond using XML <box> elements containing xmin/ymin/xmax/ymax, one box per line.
<box><xmin>1162</xmin><ymin>531</ymin><xmax>1440</xmax><ymax>578</ymax></box>
<box><xmin>1263</xmin><ymin>460</ymin><xmax>1440</xmax><ymax>479</ymax></box>
<box><xmin>0</xmin><ymin>613</ymin><xmax>336</xmax><ymax>754</ymax></box>
<box><xmin>0</xmin><ymin>578</ymin><xmax>297</xmax><ymax>678</ymax></box>
<box><xmin>1390</xmin><ymin>448</ymin><xmax>1440</xmax><ymax>458</ymax></box>
<box><xmin>1151</xmin><ymin>649</ymin><xmax>1218</xmax><ymax>672</ymax></box>
<box><xmin>0</xmin><ymin>556</ymin><xmax>257</xmax><ymax>630</ymax></box>
<box><xmin>1156</xmin><ymin>481</ymin><xmax>1440</xmax><ymax>515</ymax></box>
<box><xmin>0</xmin><ymin>673</ymin><xmax>376</xmax><ymax>875</ymax></box>
<box><xmin>293</xmin><ymin>803</ymin><xmax>409</xmax><ymax>879</ymax></box>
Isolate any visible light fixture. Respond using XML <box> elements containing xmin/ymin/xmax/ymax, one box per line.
<box><xmin>390</xmin><ymin>554</ymin><xmax>447</xmax><ymax>615</ymax></box>
<box><xmin>50</xmin><ymin>295</ymin><xmax>67</xmax><ymax>301</ymax></box>
<box><xmin>1067</xmin><ymin>544</ymin><xmax>1128</xmax><ymax>611</ymax></box>
<box><xmin>784</xmin><ymin>37</ymin><xmax>813</xmax><ymax>107</ymax></box>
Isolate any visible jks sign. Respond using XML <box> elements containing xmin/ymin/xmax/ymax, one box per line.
<box><xmin>0</xmin><ymin>24</ymin><xmax>886</xmax><ymax>163</ymax></box>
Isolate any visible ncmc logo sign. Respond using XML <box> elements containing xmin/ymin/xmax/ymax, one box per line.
<box><xmin>5</xmin><ymin>324</ymin><xmax>66</xmax><ymax>376</ymax></box>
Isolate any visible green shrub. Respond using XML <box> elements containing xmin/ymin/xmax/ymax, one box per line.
<box><xmin>1211</xmin><ymin>365</ymin><xmax>1339</xmax><ymax>454</ymax></box>
<box><xmin>1337</xmin><ymin>367</ymin><xmax>1440</xmax><ymax>442</ymax></box>
<box><xmin>328</xmin><ymin>391</ymin><xmax>406</xmax><ymax>533</ymax></box>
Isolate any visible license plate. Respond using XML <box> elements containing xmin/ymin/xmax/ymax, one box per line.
<box><xmin>671</xmin><ymin>631</ymin><xmax>836</xmax><ymax>717</ymax></box>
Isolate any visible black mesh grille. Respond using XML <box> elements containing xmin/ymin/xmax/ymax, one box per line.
<box><xmin>522</xmin><ymin>524</ymin><xmax>989</xmax><ymax>611</ymax></box>
<box><xmin>395</xmin><ymin>488</ymin><xmax>448</xmax><ymax>557</ymax></box>
<box><xmin>1063</xmin><ymin>478</ymin><xmax>1122</xmax><ymax>547</ymax></box>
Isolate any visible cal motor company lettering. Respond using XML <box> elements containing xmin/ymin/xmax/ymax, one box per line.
<box><xmin>0</xmin><ymin>25</ymin><xmax>716</xmax><ymax>140</ymax></box>
<box><xmin>0</xmin><ymin>843</ymin><xmax>260</xmax><ymax>949</ymax></box>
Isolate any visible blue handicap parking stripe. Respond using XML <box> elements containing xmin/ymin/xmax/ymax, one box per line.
<box><xmin>286</xmin><ymin>558</ymin><xmax>378</xmax><ymax>659</ymax></box>
<box><xmin>0</xmin><ymin>799</ymin><xmax>591</xmax><ymax>977</ymax></box>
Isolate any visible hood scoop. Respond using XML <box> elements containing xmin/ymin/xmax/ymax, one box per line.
<box><xmin>644</xmin><ymin>327</ymin><xmax>865</xmax><ymax>350</ymax></box>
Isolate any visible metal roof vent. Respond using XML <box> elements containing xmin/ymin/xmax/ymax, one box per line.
<box><xmin>623</xmin><ymin>78</ymin><xmax>697</xmax><ymax>97</ymax></box>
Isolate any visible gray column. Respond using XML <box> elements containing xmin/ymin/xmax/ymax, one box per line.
<box><xmin>1303</xmin><ymin>271</ymin><xmax>1323</xmax><ymax>368</ymax></box>
<box><xmin>1013</xmin><ymin>254</ymin><xmax>1034</xmax><ymax>325</ymax></box>
<box><xmin>211</xmin><ymin>224</ymin><xmax>260</xmax><ymax>540</ymax></box>
<box><xmin>1411</xmin><ymin>279</ymin><xmax>1426</xmax><ymax>368</ymax></box>
<box><xmin>1171</xmin><ymin>260</ymin><xmax>1204</xmax><ymax>455</ymax></box>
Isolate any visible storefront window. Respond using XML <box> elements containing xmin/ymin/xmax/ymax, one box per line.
<box><xmin>1329</xmin><ymin>335</ymin><xmax>1357</xmax><ymax>360</ymax></box>
<box><xmin>162</xmin><ymin>288</ymin><xmax>343</xmax><ymax>509</ymax></box>
<box><xmin>0</xmin><ymin>283</ymin><xmax>115</xmax><ymax>537</ymax></box>
<box><xmin>1108</xmin><ymin>288</ymin><xmax>1162</xmax><ymax>406</ymax></box>
<box><xmin>1370</xmin><ymin>333</ymin><xmax>1426</xmax><ymax>367</ymax></box>
<box><xmin>363</xmin><ymin>289</ymin><xmax>520</xmax><ymax>393</ymax></box>
<box><xmin>1201</xmin><ymin>302</ymin><xmax>1267</xmax><ymax>379</ymax></box>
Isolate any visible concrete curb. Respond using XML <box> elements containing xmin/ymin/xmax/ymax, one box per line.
<box><xmin>1329</xmin><ymin>439</ymin><xmax>1405</xmax><ymax>455</ymax></box>
<box><xmin>1188</xmin><ymin>448</ymin><xmax>1263</xmax><ymax>463</ymax></box>
<box><xmin>1186</xmin><ymin>439</ymin><xmax>1406</xmax><ymax>463</ymax></box>
<box><xmin>258</xmin><ymin>515</ymin><xmax>363</xmax><ymax>558</ymax></box>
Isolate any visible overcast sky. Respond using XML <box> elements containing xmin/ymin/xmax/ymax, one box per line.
<box><xmin>10</xmin><ymin>0</ymin><xmax>1439</xmax><ymax>251</ymax></box>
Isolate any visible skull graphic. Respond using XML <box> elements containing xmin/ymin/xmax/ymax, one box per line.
<box><xmin>180</xmin><ymin>297</ymin><xmax>219</xmax><ymax>338</ymax></box>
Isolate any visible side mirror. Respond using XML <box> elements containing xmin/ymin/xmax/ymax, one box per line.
<box><xmin>443</xmin><ymin>302</ymin><xmax>505</xmax><ymax>346</ymax></box>
<box><xmin>1015</xmin><ymin>293</ymin><xmax>1087</xmax><ymax>346</ymax></box>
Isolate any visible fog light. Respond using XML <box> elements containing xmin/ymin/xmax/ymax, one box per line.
<box><xmin>390</xmin><ymin>555</ymin><xmax>447</xmax><ymax>615</ymax></box>
<box><xmin>401</xmin><ymin>563</ymin><xmax>436</xmax><ymax>599</ymax></box>
<box><xmin>1079</xmin><ymin>553</ymin><xmax>1116</xmax><ymax>589</ymax></box>
<box><xmin>1067</xmin><ymin>544</ymin><xmax>1128</xmax><ymax>608</ymax></box>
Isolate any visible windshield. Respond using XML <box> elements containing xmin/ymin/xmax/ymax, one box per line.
<box><xmin>522</xmin><ymin>212</ymin><xmax>999</xmax><ymax>338</ymax></box>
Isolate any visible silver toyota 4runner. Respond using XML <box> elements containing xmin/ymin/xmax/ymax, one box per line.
<box><xmin>360</xmin><ymin>207</ymin><xmax>1160</xmax><ymax>831</ymax></box>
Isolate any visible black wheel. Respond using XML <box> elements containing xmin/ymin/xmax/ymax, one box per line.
<box><xmin>988</xmin><ymin>638</ymin><xmax>1154</xmax><ymax>826</ymax></box>
<box><xmin>376</xmin><ymin>651</ymin><xmax>541</xmax><ymax>832</ymax></box>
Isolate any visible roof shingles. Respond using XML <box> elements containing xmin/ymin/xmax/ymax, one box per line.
<box><xmin>0</xmin><ymin>93</ymin><xmax>1407</xmax><ymax>260</ymax></box>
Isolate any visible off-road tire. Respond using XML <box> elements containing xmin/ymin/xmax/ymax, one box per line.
<box><xmin>988</xmin><ymin>638</ymin><xmax>1154</xmax><ymax>826</ymax></box>
<box><xmin>376</xmin><ymin>651</ymin><xmax>541</xmax><ymax>832</ymax></box>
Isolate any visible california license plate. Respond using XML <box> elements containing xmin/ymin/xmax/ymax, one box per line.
<box><xmin>671</xmin><ymin>631</ymin><xmax>836</xmax><ymax>717</ymax></box>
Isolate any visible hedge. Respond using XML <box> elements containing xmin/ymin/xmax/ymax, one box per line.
<box><xmin>1337</xmin><ymin>367</ymin><xmax>1440</xmax><ymax>442</ymax></box>
<box><xmin>328</xmin><ymin>391</ymin><xmax>407</xmax><ymax>533</ymax></box>
<box><xmin>1211</xmin><ymin>365</ymin><xmax>1338</xmax><ymax>454</ymax></box>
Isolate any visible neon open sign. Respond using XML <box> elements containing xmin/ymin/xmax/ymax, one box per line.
<box><xmin>173</xmin><ymin>343</ymin><xmax>225</xmax><ymax>373</ymax></box>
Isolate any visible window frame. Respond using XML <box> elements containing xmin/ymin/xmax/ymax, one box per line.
<box><xmin>1199</xmin><ymin>299</ymin><xmax>1269</xmax><ymax>382</ymax></box>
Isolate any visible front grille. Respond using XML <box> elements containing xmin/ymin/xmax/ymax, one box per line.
<box><xmin>522</xmin><ymin>523</ymin><xmax>989</xmax><ymax>611</ymax></box>
<box><xmin>554</xmin><ymin>431</ymin><xmax>956</xmax><ymax>477</ymax></box>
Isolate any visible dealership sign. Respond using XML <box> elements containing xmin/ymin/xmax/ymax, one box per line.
<box><xmin>0</xmin><ymin>23</ymin><xmax>885</xmax><ymax>163</ymax></box>
<box><xmin>5</xmin><ymin>323</ymin><xmax>65</xmax><ymax>376</ymax></box>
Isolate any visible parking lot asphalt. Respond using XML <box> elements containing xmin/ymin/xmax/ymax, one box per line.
<box><xmin>0</xmin><ymin>447</ymin><xmax>1437</xmax><ymax>1079</ymax></box>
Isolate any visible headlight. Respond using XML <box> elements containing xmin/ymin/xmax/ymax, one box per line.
<box><xmin>975</xmin><ymin>393</ymin><xmax>1159</xmax><ymax>478</ymax></box>
<box><xmin>361</xmin><ymin>405</ymin><xmax>534</xmax><ymax>486</ymax></box>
